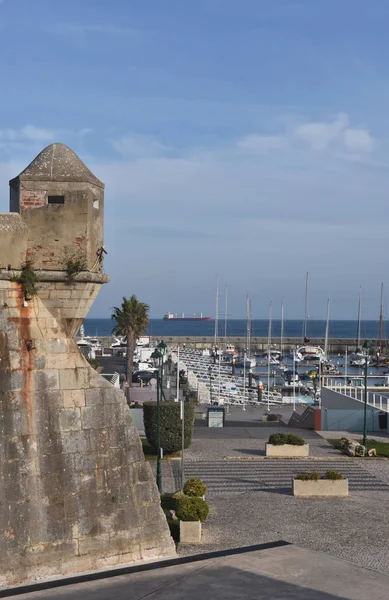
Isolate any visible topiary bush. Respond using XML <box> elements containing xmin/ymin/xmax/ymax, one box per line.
<box><xmin>183</xmin><ymin>477</ymin><xmax>207</xmax><ymax>497</ymax></box>
<box><xmin>175</xmin><ymin>495</ymin><xmax>209</xmax><ymax>522</ymax></box>
<box><xmin>268</xmin><ymin>433</ymin><xmax>305</xmax><ymax>446</ymax></box>
<box><xmin>324</xmin><ymin>470</ymin><xmax>344</xmax><ymax>480</ymax></box>
<box><xmin>295</xmin><ymin>472</ymin><xmax>320</xmax><ymax>481</ymax></box>
<box><xmin>143</xmin><ymin>401</ymin><xmax>195</xmax><ymax>453</ymax></box>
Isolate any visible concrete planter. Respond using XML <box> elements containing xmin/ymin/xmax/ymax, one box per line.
<box><xmin>179</xmin><ymin>520</ymin><xmax>202</xmax><ymax>543</ymax></box>
<box><xmin>293</xmin><ymin>479</ymin><xmax>349</xmax><ymax>497</ymax></box>
<box><xmin>265</xmin><ymin>443</ymin><xmax>309</xmax><ymax>457</ymax></box>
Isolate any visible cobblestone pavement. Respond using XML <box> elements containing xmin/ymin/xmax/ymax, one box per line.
<box><xmin>184</xmin><ymin>425</ymin><xmax>342</xmax><ymax>459</ymax></box>
<box><xmin>174</xmin><ymin>424</ymin><xmax>389</xmax><ymax>574</ymax></box>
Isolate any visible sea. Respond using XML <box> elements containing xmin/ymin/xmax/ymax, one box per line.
<box><xmin>83</xmin><ymin>319</ymin><xmax>385</xmax><ymax>341</ymax></box>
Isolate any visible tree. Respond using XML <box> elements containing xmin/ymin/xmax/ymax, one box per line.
<box><xmin>111</xmin><ymin>295</ymin><xmax>149</xmax><ymax>391</ymax></box>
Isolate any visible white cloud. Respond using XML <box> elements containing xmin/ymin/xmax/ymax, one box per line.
<box><xmin>237</xmin><ymin>134</ymin><xmax>287</xmax><ymax>152</ymax></box>
<box><xmin>343</xmin><ymin>128</ymin><xmax>376</xmax><ymax>152</ymax></box>
<box><xmin>294</xmin><ymin>113</ymin><xmax>349</xmax><ymax>150</ymax></box>
<box><xmin>294</xmin><ymin>113</ymin><xmax>376</xmax><ymax>153</ymax></box>
<box><xmin>0</xmin><ymin>125</ymin><xmax>55</xmax><ymax>143</ymax></box>
<box><xmin>112</xmin><ymin>134</ymin><xmax>170</xmax><ymax>158</ymax></box>
<box><xmin>21</xmin><ymin>125</ymin><xmax>56</xmax><ymax>142</ymax></box>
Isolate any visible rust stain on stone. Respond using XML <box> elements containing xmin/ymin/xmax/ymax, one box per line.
<box><xmin>13</xmin><ymin>281</ymin><xmax>35</xmax><ymax>433</ymax></box>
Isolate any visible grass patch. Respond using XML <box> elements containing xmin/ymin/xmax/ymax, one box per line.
<box><xmin>141</xmin><ymin>438</ymin><xmax>181</xmax><ymax>461</ymax></box>
<box><xmin>328</xmin><ymin>438</ymin><xmax>389</xmax><ymax>457</ymax></box>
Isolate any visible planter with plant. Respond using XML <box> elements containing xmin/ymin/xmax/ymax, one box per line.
<box><xmin>266</xmin><ymin>432</ymin><xmax>309</xmax><ymax>457</ymax></box>
<box><xmin>183</xmin><ymin>477</ymin><xmax>207</xmax><ymax>499</ymax></box>
<box><xmin>293</xmin><ymin>470</ymin><xmax>348</xmax><ymax>497</ymax></box>
<box><xmin>175</xmin><ymin>495</ymin><xmax>209</xmax><ymax>543</ymax></box>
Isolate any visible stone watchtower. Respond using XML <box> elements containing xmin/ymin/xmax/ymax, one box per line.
<box><xmin>0</xmin><ymin>144</ymin><xmax>175</xmax><ymax>586</ymax></box>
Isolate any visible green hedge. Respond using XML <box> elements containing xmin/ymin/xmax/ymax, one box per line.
<box><xmin>175</xmin><ymin>496</ymin><xmax>209</xmax><ymax>522</ymax></box>
<box><xmin>183</xmin><ymin>477</ymin><xmax>207</xmax><ymax>497</ymax></box>
<box><xmin>143</xmin><ymin>401</ymin><xmax>195</xmax><ymax>453</ymax></box>
<box><xmin>268</xmin><ymin>433</ymin><xmax>305</xmax><ymax>446</ymax></box>
<box><xmin>295</xmin><ymin>472</ymin><xmax>320</xmax><ymax>481</ymax></box>
<box><xmin>324</xmin><ymin>470</ymin><xmax>344</xmax><ymax>480</ymax></box>
<box><xmin>295</xmin><ymin>471</ymin><xmax>344</xmax><ymax>481</ymax></box>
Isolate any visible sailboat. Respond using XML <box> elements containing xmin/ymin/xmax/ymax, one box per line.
<box><xmin>372</xmin><ymin>283</ymin><xmax>387</xmax><ymax>366</ymax></box>
<box><xmin>222</xmin><ymin>283</ymin><xmax>235</xmax><ymax>356</ymax></box>
<box><xmin>237</xmin><ymin>294</ymin><xmax>256</xmax><ymax>368</ymax></box>
<box><xmin>296</xmin><ymin>272</ymin><xmax>325</xmax><ymax>361</ymax></box>
<box><xmin>349</xmin><ymin>288</ymin><xmax>370</xmax><ymax>366</ymax></box>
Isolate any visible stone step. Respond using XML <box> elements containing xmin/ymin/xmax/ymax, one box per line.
<box><xmin>174</xmin><ymin>460</ymin><xmax>388</xmax><ymax>493</ymax></box>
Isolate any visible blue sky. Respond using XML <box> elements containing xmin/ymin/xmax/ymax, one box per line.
<box><xmin>1</xmin><ymin>0</ymin><xmax>389</xmax><ymax>319</ymax></box>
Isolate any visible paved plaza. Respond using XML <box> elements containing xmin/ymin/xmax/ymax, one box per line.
<box><xmin>165</xmin><ymin>407</ymin><xmax>389</xmax><ymax>575</ymax></box>
<box><xmin>5</xmin><ymin>544</ymin><xmax>388</xmax><ymax>599</ymax></box>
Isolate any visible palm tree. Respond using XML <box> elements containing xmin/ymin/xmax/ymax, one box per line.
<box><xmin>111</xmin><ymin>295</ymin><xmax>150</xmax><ymax>391</ymax></box>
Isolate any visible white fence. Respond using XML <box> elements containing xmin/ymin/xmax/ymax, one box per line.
<box><xmin>324</xmin><ymin>379</ymin><xmax>389</xmax><ymax>413</ymax></box>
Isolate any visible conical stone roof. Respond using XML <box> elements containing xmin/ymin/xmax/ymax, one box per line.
<box><xmin>10</xmin><ymin>143</ymin><xmax>104</xmax><ymax>188</ymax></box>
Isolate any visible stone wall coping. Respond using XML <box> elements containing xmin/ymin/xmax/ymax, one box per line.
<box><xmin>0</xmin><ymin>270</ymin><xmax>109</xmax><ymax>283</ymax></box>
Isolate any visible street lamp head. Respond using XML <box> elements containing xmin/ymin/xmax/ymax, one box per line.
<box><xmin>157</xmin><ymin>340</ymin><xmax>167</xmax><ymax>353</ymax></box>
<box><xmin>151</xmin><ymin>349</ymin><xmax>162</xmax><ymax>360</ymax></box>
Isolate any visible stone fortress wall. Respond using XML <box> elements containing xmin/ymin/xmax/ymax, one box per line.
<box><xmin>0</xmin><ymin>144</ymin><xmax>175</xmax><ymax>586</ymax></box>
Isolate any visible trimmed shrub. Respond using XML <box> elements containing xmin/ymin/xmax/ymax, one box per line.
<box><xmin>143</xmin><ymin>401</ymin><xmax>195</xmax><ymax>453</ymax></box>
<box><xmin>183</xmin><ymin>477</ymin><xmax>207</xmax><ymax>497</ymax></box>
<box><xmin>268</xmin><ymin>433</ymin><xmax>305</xmax><ymax>446</ymax></box>
<box><xmin>295</xmin><ymin>472</ymin><xmax>320</xmax><ymax>481</ymax></box>
<box><xmin>267</xmin><ymin>414</ymin><xmax>279</xmax><ymax>422</ymax></box>
<box><xmin>324</xmin><ymin>470</ymin><xmax>344</xmax><ymax>480</ymax></box>
<box><xmin>175</xmin><ymin>496</ymin><xmax>209</xmax><ymax>522</ymax></box>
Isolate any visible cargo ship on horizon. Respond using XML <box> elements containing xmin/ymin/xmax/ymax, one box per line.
<box><xmin>163</xmin><ymin>312</ymin><xmax>211</xmax><ymax>322</ymax></box>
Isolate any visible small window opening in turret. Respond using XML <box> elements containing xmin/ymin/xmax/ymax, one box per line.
<box><xmin>48</xmin><ymin>195</ymin><xmax>65</xmax><ymax>204</ymax></box>
<box><xmin>93</xmin><ymin>199</ymin><xmax>99</xmax><ymax>209</ymax></box>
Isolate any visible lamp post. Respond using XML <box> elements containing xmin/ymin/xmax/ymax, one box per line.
<box><xmin>363</xmin><ymin>354</ymin><xmax>368</xmax><ymax>447</ymax></box>
<box><xmin>151</xmin><ymin>343</ymin><xmax>166</xmax><ymax>494</ymax></box>
<box><xmin>208</xmin><ymin>365</ymin><xmax>212</xmax><ymax>403</ymax></box>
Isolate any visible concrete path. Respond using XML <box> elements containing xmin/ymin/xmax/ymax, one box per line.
<box><xmin>7</xmin><ymin>544</ymin><xmax>389</xmax><ymax>599</ymax></box>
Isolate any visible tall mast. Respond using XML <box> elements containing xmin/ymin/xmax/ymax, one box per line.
<box><xmin>280</xmin><ymin>297</ymin><xmax>284</xmax><ymax>358</ymax></box>
<box><xmin>379</xmin><ymin>282</ymin><xmax>384</xmax><ymax>354</ymax></box>
<box><xmin>214</xmin><ymin>274</ymin><xmax>219</xmax><ymax>347</ymax></box>
<box><xmin>246</xmin><ymin>292</ymin><xmax>251</xmax><ymax>357</ymax></box>
<box><xmin>224</xmin><ymin>283</ymin><xmax>228</xmax><ymax>341</ymax></box>
<box><xmin>267</xmin><ymin>300</ymin><xmax>272</xmax><ymax>398</ymax></box>
<box><xmin>324</xmin><ymin>298</ymin><xmax>330</xmax><ymax>359</ymax></box>
<box><xmin>303</xmin><ymin>271</ymin><xmax>309</xmax><ymax>341</ymax></box>
<box><xmin>357</xmin><ymin>287</ymin><xmax>361</xmax><ymax>350</ymax></box>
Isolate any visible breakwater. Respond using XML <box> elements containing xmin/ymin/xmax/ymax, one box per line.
<box><xmin>94</xmin><ymin>336</ymin><xmax>386</xmax><ymax>353</ymax></box>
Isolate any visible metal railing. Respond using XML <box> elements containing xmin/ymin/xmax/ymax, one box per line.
<box><xmin>324</xmin><ymin>379</ymin><xmax>389</xmax><ymax>412</ymax></box>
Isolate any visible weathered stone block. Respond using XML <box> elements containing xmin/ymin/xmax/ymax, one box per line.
<box><xmin>59</xmin><ymin>367</ymin><xmax>89</xmax><ymax>389</ymax></box>
<box><xmin>61</xmin><ymin>430</ymin><xmax>90</xmax><ymax>454</ymax></box>
<box><xmin>81</xmin><ymin>405</ymin><xmax>106</xmax><ymax>429</ymax></box>
<box><xmin>49</xmin><ymin>290</ymin><xmax>73</xmax><ymax>299</ymax></box>
<box><xmin>85</xmin><ymin>388</ymin><xmax>102</xmax><ymax>405</ymax></box>
<box><xmin>63</xmin><ymin>389</ymin><xmax>85</xmax><ymax>408</ymax></box>
<box><xmin>57</xmin><ymin>408</ymin><xmax>82</xmax><ymax>432</ymax></box>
